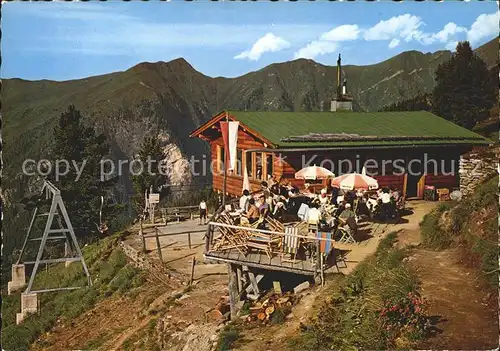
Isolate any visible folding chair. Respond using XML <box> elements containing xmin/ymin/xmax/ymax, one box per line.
<box><xmin>249</xmin><ymin>216</ymin><xmax>265</xmax><ymax>229</ymax></box>
<box><xmin>316</xmin><ymin>231</ymin><xmax>334</xmax><ymax>257</ymax></box>
<box><xmin>336</xmin><ymin>225</ymin><xmax>356</xmax><ymax>244</ymax></box>
<box><xmin>281</xmin><ymin>226</ymin><xmax>300</xmax><ymax>263</ymax></box>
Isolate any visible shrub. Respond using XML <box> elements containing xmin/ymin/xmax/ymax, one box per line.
<box><xmin>420</xmin><ymin>203</ymin><xmax>455</xmax><ymax>249</ymax></box>
<box><xmin>217</xmin><ymin>324</ymin><xmax>241</xmax><ymax>351</ymax></box>
<box><xmin>270</xmin><ymin>306</ymin><xmax>292</xmax><ymax>325</ymax></box>
<box><xmin>379</xmin><ymin>291</ymin><xmax>428</xmax><ymax>341</ymax></box>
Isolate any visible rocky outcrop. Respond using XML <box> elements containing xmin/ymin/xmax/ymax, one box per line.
<box><xmin>459</xmin><ymin>153</ymin><xmax>498</xmax><ymax>196</ymax></box>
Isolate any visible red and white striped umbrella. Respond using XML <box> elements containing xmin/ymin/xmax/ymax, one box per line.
<box><xmin>330</xmin><ymin>172</ymin><xmax>379</xmax><ymax>191</ymax></box>
<box><xmin>295</xmin><ymin>166</ymin><xmax>335</xmax><ymax>180</ymax></box>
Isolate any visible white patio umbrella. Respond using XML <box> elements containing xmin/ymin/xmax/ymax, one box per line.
<box><xmin>295</xmin><ymin>165</ymin><xmax>335</xmax><ymax>180</ymax></box>
<box><xmin>331</xmin><ymin>172</ymin><xmax>379</xmax><ymax>191</ymax></box>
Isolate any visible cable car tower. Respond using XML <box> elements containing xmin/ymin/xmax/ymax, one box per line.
<box><xmin>9</xmin><ymin>180</ymin><xmax>92</xmax><ymax>324</ymax></box>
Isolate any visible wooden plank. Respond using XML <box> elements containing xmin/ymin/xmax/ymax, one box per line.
<box><xmin>228</xmin><ymin>264</ymin><xmax>239</xmax><ymax>320</ymax></box>
<box><xmin>236</xmin><ymin>266</ymin><xmax>243</xmax><ymax>293</ymax></box>
<box><xmin>248</xmin><ymin>271</ymin><xmax>262</xmax><ymax>295</ymax></box>
<box><xmin>205</xmin><ymin>254</ymin><xmax>316</xmax><ymax>275</ymax></box>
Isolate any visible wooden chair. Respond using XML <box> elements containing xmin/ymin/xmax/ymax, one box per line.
<box><xmin>246</xmin><ymin>222</ymin><xmax>281</xmax><ymax>260</ymax></box>
<box><xmin>336</xmin><ymin>225</ymin><xmax>356</xmax><ymax>244</ymax></box>
<box><xmin>281</xmin><ymin>226</ymin><xmax>300</xmax><ymax>263</ymax></box>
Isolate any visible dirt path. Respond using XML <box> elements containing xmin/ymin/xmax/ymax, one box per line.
<box><xmin>393</xmin><ymin>203</ymin><xmax>499</xmax><ymax>350</ymax></box>
<box><xmin>410</xmin><ymin>248</ymin><xmax>498</xmax><ymax>349</ymax></box>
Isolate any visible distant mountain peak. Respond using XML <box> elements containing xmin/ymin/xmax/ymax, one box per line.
<box><xmin>129</xmin><ymin>57</ymin><xmax>196</xmax><ymax>73</ymax></box>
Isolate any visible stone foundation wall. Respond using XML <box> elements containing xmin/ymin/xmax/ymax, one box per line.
<box><xmin>459</xmin><ymin>153</ymin><xmax>498</xmax><ymax>196</ymax></box>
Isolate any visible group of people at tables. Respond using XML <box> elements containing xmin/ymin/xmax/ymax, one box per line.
<box><xmin>227</xmin><ymin>176</ymin><xmax>402</xmax><ymax>241</ymax></box>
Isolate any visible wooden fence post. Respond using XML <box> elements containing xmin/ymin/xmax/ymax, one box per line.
<box><xmin>188</xmin><ymin>232</ymin><xmax>192</xmax><ymax>249</ymax></box>
<box><xmin>315</xmin><ymin>237</ymin><xmax>320</xmax><ymax>282</ymax></box>
<box><xmin>190</xmin><ymin>257</ymin><xmax>196</xmax><ymax>285</ymax></box>
<box><xmin>205</xmin><ymin>224</ymin><xmax>211</xmax><ymax>253</ymax></box>
<box><xmin>155</xmin><ymin>227</ymin><xmax>163</xmax><ymax>262</ymax></box>
<box><xmin>140</xmin><ymin>218</ymin><xmax>146</xmax><ymax>253</ymax></box>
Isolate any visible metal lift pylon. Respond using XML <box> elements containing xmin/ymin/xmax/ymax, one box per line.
<box><xmin>15</xmin><ymin>180</ymin><xmax>92</xmax><ymax>294</ymax></box>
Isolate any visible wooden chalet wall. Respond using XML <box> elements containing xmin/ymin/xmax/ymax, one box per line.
<box><xmin>278</xmin><ymin>148</ymin><xmax>462</xmax><ymax>197</ymax></box>
<box><xmin>203</xmin><ymin>124</ymin><xmax>465</xmax><ymax>198</ymax></box>
<box><xmin>211</xmin><ymin>128</ymin><xmax>271</xmax><ymax>195</ymax></box>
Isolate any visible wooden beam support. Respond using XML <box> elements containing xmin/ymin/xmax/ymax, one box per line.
<box><xmin>236</xmin><ymin>266</ymin><xmax>243</xmax><ymax>293</ymax></box>
<box><xmin>227</xmin><ymin>263</ymin><xmax>239</xmax><ymax>321</ymax></box>
<box><xmin>248</xmin><ymin>271</ymin><xmax>260</xmax><ymax>295</ymax></box>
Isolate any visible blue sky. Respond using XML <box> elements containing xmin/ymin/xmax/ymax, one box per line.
<box><xmin>2</xmin><ymin>1</ymin><xmax>498</xmax><ymax>81</ymax></box>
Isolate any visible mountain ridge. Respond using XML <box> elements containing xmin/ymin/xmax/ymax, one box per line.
<box><xmin>3</xmin><ymin>38</ymin><xmax>497</xmax><ymax>186</ymax></box>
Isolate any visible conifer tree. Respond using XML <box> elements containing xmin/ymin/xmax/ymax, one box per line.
<box><xmin>131</xmin><ymin>135</ymin><xmax>168</xmax><ymax>211</ymax></box>
<box><xmin>50</xmin><ymin>105</ymin><xmax>119</xmax><ymax>238</ymax></box>
<box><xmin>432</xmin><ymin>41</ymin><xmax>496</xmax><ymax>129</ymax></box>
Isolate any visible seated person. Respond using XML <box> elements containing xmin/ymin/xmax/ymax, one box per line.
<box><xmin>239</xmin><ymin>189</ymin><xmax>251</xmax><ymax>213</ymax></box>
<box><xmin>273</xmin><ymin>197</ymin><xmax>287</xmax><ymax>217</ymax></box>
<box><xmin>303</xmin><ymin>183</ymin><xmax>313</xmax><ymax>194</ymax></box>
<box><xmin>306</xmin><ymin>202</ymin><xmax>322</xmax><ymax>225</ymax></box>
<box><xmin>257</xmin><ymin>195</ymin><xmax>270</xmax><ymax>217</ymax></box>
<box><xmin>338</xmin><ymin>203</ymin><xmax>358</xmax><ymax>237</ymax></box>
<box><xmin>391</xmin><ymin>188</ymin><xmax>400</xmax><ymax>202</ymax></box>
<box><xmin>319</xmin><ymin>189</ymin><xmax>330</xmax><ymax>206</ymax></box>
<box><xmin>345</xmin><ymin>190</ymin><xmax>356</xmax><ymax>206</ymax></box>
<box><xmin>331</xmin><ymin>186</ymin><xmax>340</xmax><ymax>205</ymax></box>
<box><xmin>378</xmin><ymin>188</ymin><xmax>392</xmax><ymax>219</ymax></box>
<box><xmin>356</xmin><ymin>189</ymin><xmax>366</xmax><ymax>200</ymax></box>
<box><xmin>243</xmin><ymin>198</ymin><xmax>260</xmax><ymax>224</ymax></box>
<box><xmin>266</xmin><ymin>194</ymin><xmax>275</xmax><ymax>215</ymax></box>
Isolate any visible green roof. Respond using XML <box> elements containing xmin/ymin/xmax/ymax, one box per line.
<box><xmin>227</xmin><ymin>110</ymin><xmax>492</xmax><ymax>148</ymax></box>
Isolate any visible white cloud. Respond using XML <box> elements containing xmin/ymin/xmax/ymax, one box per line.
<box><xmin>320</xmin><ymin>24</ymin><xmax>360</xmax><ymax>41</ymax></box>
<box><xmin>445</xmin><ymin>41</ymin><xmax>459</xmax><ymax>51</ymax></box>
<box><xmin>294</xmin><ymin>41</ymin><xmax>338</xmax><ymax>60</ymax></box>
<box><xmin>234</xmin><ymin>33</ymin><xmax>290</xmax><ymax>61</ymax></box>
<box><xmin>294</xmin><ymin>24</ymin><xmax>357</xmax><ymax>61</ymax></box>
<box><xmin>364</xmin><ymin>14</ymin><xmax>423</xmax><ymax>41</ymax></box>
<box><xmin>364</xmin><ymin>14</ymin><xmax>472</xmax><ymax>47</ymax></box>
<box><xmin>467</xmin><ymin>12</ymin><xmax>499</xmax><ymax>44</ymax></box>
<box><xmin>388</xmin><ymin>39</ymin><xmax>400</xmax><ymax>49</ymax></box>
<box><xmin>433</xmin><ymin>22</ymin><xmax>467</xmax><ymax>43</ymax></box>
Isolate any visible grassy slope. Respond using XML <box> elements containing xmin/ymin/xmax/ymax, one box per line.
<box><xmin>1</xmin><ymin>232</ymin><xmax>146</xmax><ymax>351</ymax></box>
<box><xmin>420</xmin><ymin>176</ymin><xmax>499</xmax><ymax>287</ymax></box>
<box><xmin>288</xmin><ymin>233</ymin><xmax>423</xmax><ymax>350</ymax></box>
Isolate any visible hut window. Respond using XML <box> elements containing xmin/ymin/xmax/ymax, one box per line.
<box><xmin>246</xmin><ymin>152</ymin><xmax>253</xmax><ymax>178</ymax></box>
<box><xmin>236</xmin><ymin>149</ymin><xmax>243</xmax><ymax>176</ymax></box>
<box><xmin>256</xmin><ymin>153</ymin><xmax>263</xmax><ymax>180</ymax></box>
<box><xmin>265</xmin><ymin>153</ymin><xmax>273</xmax><ymax>180</ymax></box>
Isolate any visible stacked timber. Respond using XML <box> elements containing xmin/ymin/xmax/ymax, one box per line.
<box><xmin>243</xmin><ymin>292</ymin><xmax>295</xmax><ymax>324</ymax></box>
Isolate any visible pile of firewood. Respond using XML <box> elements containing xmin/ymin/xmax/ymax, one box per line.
<box><xmin>243</xmin><ymin>292</ymin><xmax>295</xmax><ymax>324</ymax></box>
